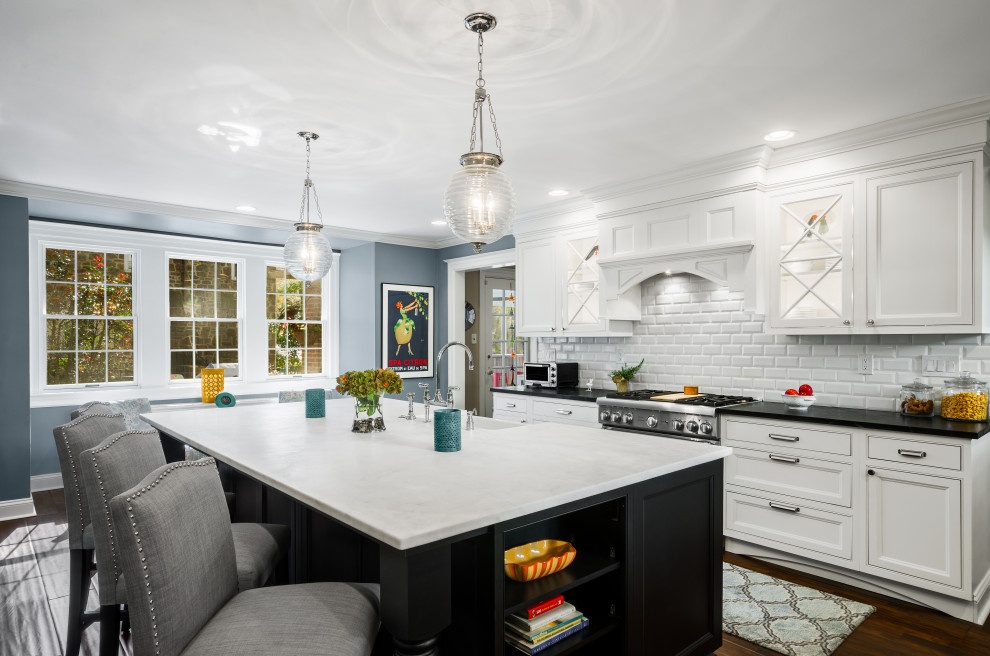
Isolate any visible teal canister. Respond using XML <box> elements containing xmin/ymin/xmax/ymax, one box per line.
<box><xmin>433</xmin><ymin>408</ymin><xmax>461</xmax><ymax>452</ymax></box>
<box><xmin>305</xmin><ymin>388</ymin><xmax>326</xmax><ymax>418</ymax></box>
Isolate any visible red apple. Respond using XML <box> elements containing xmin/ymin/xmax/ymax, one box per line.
<box><xmin>784</xmin><ymin>389</ymin><xmax>799</xmax><ymax>396</ymax></box>
<box><xmin>799</xmin><ymin>384</ymin><xmax>813</xmax><ymax>396</ymax></box>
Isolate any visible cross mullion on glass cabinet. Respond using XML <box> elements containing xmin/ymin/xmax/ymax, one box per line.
<box><xmin>768</xmin><ymin>183</ymin><xmax>854</xmax><ymax>330</ymax></box>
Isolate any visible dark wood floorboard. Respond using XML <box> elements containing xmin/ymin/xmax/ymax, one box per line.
<box><xmin>4</xmin><ymin>490</ymin><xmax>990</xmax><ymax>655</ymax></box>
<box><xmin>0</xmin><ymin>491</ymin><xmax>126</xmax><ymax>656</ymax></box>
<box><xmin>717</xmin><ymin>552</ymin><xmax>990</xmax><ymax>656</ymax></box>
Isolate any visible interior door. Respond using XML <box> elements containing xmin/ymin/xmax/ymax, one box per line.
<box><xmin>481</xmin><ymin>272</ymin><xmax>523</xmax><ymax>417</ymax></box>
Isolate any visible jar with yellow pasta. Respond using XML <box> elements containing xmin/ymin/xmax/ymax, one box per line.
<box><xmin>940</xmin><ymin>371</ymin><xmax>988</xmax><ymax>422</ymax></box>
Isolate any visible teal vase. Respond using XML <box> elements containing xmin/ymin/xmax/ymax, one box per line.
<box><xmin>305</xmin><ymin>388</ymin><xmax>326</xmax><ymax>418</ymax></box>
<box><xmin>433</xmin><ymin>408</ymin><xmax>461</xmax><ymax>452</ymax></box>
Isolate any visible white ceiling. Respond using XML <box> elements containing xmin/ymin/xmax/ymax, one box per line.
<box><xmin>2</xmin><ymin>0</ymin><xmax>990</xmax><ymax>245</ymax></box>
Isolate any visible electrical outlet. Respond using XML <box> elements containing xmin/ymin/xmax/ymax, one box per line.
<box><xmin>922</xmin><ymin>356</ymin><xmax>960</xmax><ymax>376</ymax></box>
<box><xmin>859</xmin><ymin>354</ymin><xmax>874</xmax><ymax>375</ymax></box>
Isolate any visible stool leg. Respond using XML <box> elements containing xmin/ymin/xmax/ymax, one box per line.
<box><xmin>99</xmin><ymin>604</ymin><xmax>120</xmax><ymax>656</ymax></box>
<box><xmin>65</xmin><ymin>548</ymin><xmax>94</xmax><ymax>656</ymax></box>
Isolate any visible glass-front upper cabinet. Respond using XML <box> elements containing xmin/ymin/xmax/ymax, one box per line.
<box><xmin>562</xmin><ymin>235</ymin><xmax>601</xmax><ymax>331</ymax></box>
<box><xmin>768</xmin><ymin>183</ymin><xmax>854</xmax><ymax>329</ymax></box>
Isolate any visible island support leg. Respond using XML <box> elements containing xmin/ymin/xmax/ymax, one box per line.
<box><xmin>380</xmin><ymin>543</ymin><xmax>452</xmax><ymax>656</ymax></box>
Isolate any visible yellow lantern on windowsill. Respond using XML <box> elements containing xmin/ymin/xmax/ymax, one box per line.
<box><xmin>201</xmin><ymin>368</ymin><xmax>225</xmax><ymax>403</ymax></box>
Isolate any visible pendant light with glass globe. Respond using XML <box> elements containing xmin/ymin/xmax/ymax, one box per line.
<box><xmin>442</xmin><ymin>12</ymin><xmax>516</xmax><ymax>254</ymax></box>
<box><xmin>283</xmin><ymin>131</ymin><xmax>333</xmax><ymax>282</ymax></box>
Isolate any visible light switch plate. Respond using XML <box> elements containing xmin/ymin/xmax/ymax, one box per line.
<box><xmin>922</xmin><ymin>356</ymin><xmax>959</xmax><ymax>377</ymax></box>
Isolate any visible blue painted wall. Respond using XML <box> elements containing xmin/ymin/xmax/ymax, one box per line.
<box><xmin>338</xmin><ymin>243</ymin><xmax>377</xmax><ymax>374</ymax></box>
<box><xmin>0</xmin><ymin>195</ymin><xmax>31</xmax><ymax>502</ymax></box>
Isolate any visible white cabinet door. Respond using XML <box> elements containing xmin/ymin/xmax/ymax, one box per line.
<box><xmin>866</xmin><ymin>467</ymin><xmax>962</xmax><ymax>589</ymax></box>
<box><xmin>866</xmin><ymin>162</ymin><xmax>973</xmax><ymax>327</ymax></box>
<box><xmin>768</xmin><ymin>183</ymin><xmax>855</xmax><ymax>330</ymax></box>
<box><xmin>516</xmin><ymin>238</ymin><xmax>558</xmax><ymax>335</ymax></box>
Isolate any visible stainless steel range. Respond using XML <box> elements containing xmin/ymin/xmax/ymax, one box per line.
<box><xmin>597</xmin><ymin>390</ymin><xmax>757</xmax><ymax>443</ymax></box>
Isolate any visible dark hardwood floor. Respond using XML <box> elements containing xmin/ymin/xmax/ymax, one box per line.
<box><xmin>2</xmin><ymin>489</ymin><xmax>989</xmax><ymax>655</ymax></box>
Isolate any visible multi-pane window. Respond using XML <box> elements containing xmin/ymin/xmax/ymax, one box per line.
<box><xmin>266</xmin><ymin>265</ymin><xmax>323</xmax><ymax>375</ymax></box>
<box><xmin>168</xmin><ymin>258</ymin><xmax>239</xmax><ymax>380</ymax></box>
<box><xmin>44</xmin><ymin>248</ymin><xmax>135</xmax><ymax>386</ymax></box>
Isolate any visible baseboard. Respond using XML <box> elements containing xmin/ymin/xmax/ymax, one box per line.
<box><xmin>0</xmin><ymin>497</ymin><xmax>36</xmax><ymax>522</ymax></box>
<box><xmin>30</xmin><ymin>472</ymin><xmax>63</xmax><ymax>492</ymax></box>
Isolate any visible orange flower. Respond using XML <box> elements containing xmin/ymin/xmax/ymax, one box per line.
<box><xmin>395</xmin><ymin>301</ymin><xmax>402</xmax><ymax>309</ymax></box>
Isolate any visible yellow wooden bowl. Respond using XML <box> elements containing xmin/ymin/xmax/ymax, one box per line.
<box><xmin>504</xmin><ymin>540</ymin><xmax>577</xmax><ymax>582</ymax></box>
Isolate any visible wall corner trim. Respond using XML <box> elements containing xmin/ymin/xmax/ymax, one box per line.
<box><xmin>0</xmin><ymin>497</ymin><xmax>37</xmax><ymax>522</ymax></box>
<box><xmin>30</xmin><ymin>473</ymin><xmax>64</xmax><ymax>493</ymax></box>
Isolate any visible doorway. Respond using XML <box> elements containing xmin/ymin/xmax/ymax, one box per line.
<box><xmin>480</xmin><ymin>269</ymin><xmax>521</xmax><ymax>417</ymax></box>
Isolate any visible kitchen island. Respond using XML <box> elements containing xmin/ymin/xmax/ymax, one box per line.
<box><xmin>143</xmin><ymin>398</ymin><xmax>730</xmax><ymax>655</ymax></box>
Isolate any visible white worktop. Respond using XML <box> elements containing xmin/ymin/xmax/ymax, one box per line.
<box><xmin>142</xmin><ymin>398</ymin><xmax>731</xmax><ymax>550</ymax></box>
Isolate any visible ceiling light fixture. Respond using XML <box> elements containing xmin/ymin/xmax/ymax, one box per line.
<box><xmin>548</xmin><ymin>189</ymin><xmax>569</xmax><ymax>197</ymax></box>
<box><xmin>764</xmin><ymin>130</ymin><xmax>796</xmax><ymax>142</ymax></box>
<box><xmin>235</xmin><ymin>205</ymin><xmax>256</xmax><ymax>212</ymax></box>
<box><xmin>442</xmin><ymin>12</ymin><xmax>516</xmax><ymax>254</ymax></box>
<box><xmin>283</xmin><ymin>131</ymin><xmax>333</xmax><ymax>283</ymax></box>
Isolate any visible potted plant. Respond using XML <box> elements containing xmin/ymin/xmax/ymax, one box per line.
<box><xmin>610</xmin><ymin>358</ymin><xmax>645</xmax><ymax>394</ymax></box>
<box><xmin>335</xmin><ymin>368</ymin><xmax>404</xmax><ymax>433</ymax></box>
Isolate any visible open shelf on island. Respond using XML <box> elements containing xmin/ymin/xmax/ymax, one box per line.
<box><xmin>503</xmin><ymin>550</ymin><xmax>621</xmax><ymax>616</ymax></box>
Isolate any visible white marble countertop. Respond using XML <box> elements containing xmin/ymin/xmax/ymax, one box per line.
<box><xmin>141</xmin><ymin>398</ymin><xmax>731</xmax><ymax>550</ymax></box>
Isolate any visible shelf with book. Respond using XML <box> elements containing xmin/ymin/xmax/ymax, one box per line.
<box><xmin>527</xmin><ymin>614</ymin><xmax>619</xmax><ymax>656</ymax></box>
<box><xmin>504</xmin><ymin>550</ymin><xmax>621</xmax><ymax>616</ymax></box>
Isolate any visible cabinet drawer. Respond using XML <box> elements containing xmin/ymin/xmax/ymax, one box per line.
<box><xmin>493</xmin><ymin>395</ymin><xmax>528</xmax><ymax>413</ymax></box>
<box><xmin>492</xmin><ymin>409</ymin><xmax>528</xmax><ymax>424</ymax></box>
<box><xmin>868</xmin><ymin>435</ymin><xmax>961</xmax><ymax>471</ymax></box>
<box><xmin>531</xmin><ymin>399</ymin><xmax>599</xmax><ymax>426</ymax></box>
<box><xmin>725</xmin><ymin>491</ymin><xmax>853</xmax><ymax>561</ymax></box>
<box><xmin>726</xmin><ymin>447</ymin><xmax>853</xmax><ymax>507</ymax></box>
<box><xmin>724</xmin><ymin>419</ymin><xmax>852</xmax><ymax>456</ymax></box>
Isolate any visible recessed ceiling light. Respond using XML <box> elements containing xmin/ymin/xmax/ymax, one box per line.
<box><xmin>431</xmin><ymin>220</ymin><xmax>448</xmax><ymax>226</ymax></box>
<box><xmin>235</xmin><ymin>205</ymin><xmax>256</xmax><ymax>212</ymax></box>
<box><xmin>548</xmin><ymin>189</ymin><xmax>570</xmax><ymax>197</ymax></box>
<box><xmin>764</xmin><ymin>130</ymin><xmax>796</xmax><ymax>142</ymax></box>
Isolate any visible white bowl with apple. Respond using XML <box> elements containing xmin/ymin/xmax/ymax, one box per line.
<box><xmin>781</xmin><ymin>384</ymin><xmax>816</xmax><ymax>409</ymax></box>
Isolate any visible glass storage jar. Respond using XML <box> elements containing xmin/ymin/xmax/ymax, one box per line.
<box><xmin>899</xmin><ymin>379</ymin><xmax>935</xmax><ymax>417</ymax></box>
<box><xmin>940</xmin><ymin>371</ymin><xmax>988</xmax><ymax>422</ymax></box>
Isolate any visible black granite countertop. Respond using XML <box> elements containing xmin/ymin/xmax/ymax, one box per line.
<box><xmin>721</xmin><ymin>402</ymin><xmax>990</xmax><ymax>439</ymax></box>
<box><xmin>490</xmin><ymin>386</ymin><xmax>609</xmax><ymax>403</ymax></box>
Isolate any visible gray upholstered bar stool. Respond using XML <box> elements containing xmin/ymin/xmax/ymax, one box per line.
<box><xmin>53</xmin><ymin>411</ymin><xmax>128</xmax><ymax>656</ymax></box>
<box><xmin>79</xmin><ymin>428</ymin><xmax>292</xmax><ymax>656</ymax></box>
<box><xmin>110</xmin><ymin>459</ymin><xmax>379</xmax><ymax>656</ymax></box>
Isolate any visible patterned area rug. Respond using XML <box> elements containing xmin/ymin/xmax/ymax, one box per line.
<box><xmin>723</xmin><ymin>562</ymin><xmax>876</xmax><ymax>656</ymax></box>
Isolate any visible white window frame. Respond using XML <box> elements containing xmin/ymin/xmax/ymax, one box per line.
<box><xmin>37</xmin><ymin>240</ymin><xmax>140</xmax><ymax>391</ymax></box>
<box><xmin>165</xmin><ymin>252</ymin><xmax>246</xmax><ymax>385</ymax></box>
<box><xmin>29</xmin><ymin>222</ymin><xmax>340</xmax><ymax>407</ymax></box>
<box><xmin>263</xmin><ymin>261</ymin><xmax>329</xmax><ymax>379</ymax></box>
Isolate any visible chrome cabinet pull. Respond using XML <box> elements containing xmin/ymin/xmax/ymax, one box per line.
<box><xmin>769</xmin><ymin>501</ymin><xmax>800</xmax><ymax>513</ymax></box>
<box><xmin>769</xmin><ymin>433</ymin><xmax>800</xmax><ymax>442</ymax></box>
<box><xmin>769</xmin><ymin>453</ymin><xmax>801</xmax><ymax>464</ymax></box>
<box><xmin>897</xmin><ymin>448</ymin><xmax>927</xmax><ymax>458</ymax></box>
<box><xmin>555</xmin><ymin>409</ymin><xmax>573</xmax><ymax>415</ymax></box>
<box><xmin>843</xmin><ymin>320</ymin><xmax>851</xmax><ymax>325</ymax></box>
<box><xmin>867</xmin><ymin>319</ymin><xmax>875</xmax><ymax>326</ymax></box>
<box><xmin>505</xmin><ymin>403</ymin><xmax>516</xmax><ymax>408</ymax></box>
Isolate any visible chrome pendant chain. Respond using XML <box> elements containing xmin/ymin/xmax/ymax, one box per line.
<box><xmin>297</xmin><ymin>132</ymin><xmax>324</xmax><ymax>226</ymax></box>
<box><xmin>467</xmin><ymin>31</ymin><xmax>504</xmax><ymax>160</ymax></box>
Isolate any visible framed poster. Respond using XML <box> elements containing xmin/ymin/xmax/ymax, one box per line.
<box><xmin>382</xmin><ymin>283</ymin><xmax>434</xmax><ymax>378</ymax></box>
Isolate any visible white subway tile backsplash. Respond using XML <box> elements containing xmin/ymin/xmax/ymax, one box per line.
<box><xmin>536</xmin><ymin>273</ymin><xmax>990</xmax><ymax>408</ymax></box>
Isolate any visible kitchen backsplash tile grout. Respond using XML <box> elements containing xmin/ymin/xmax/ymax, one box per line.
<box><xmin>537</xmin><ymin>273</ymin><xmax>990</xmax><ymax>411</ymax></box>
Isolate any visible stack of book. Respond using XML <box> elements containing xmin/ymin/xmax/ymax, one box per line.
<box><xmin>504</xmin><ymin>594</ymin><xmax>590</xmax><ymax>654</ymax></box>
